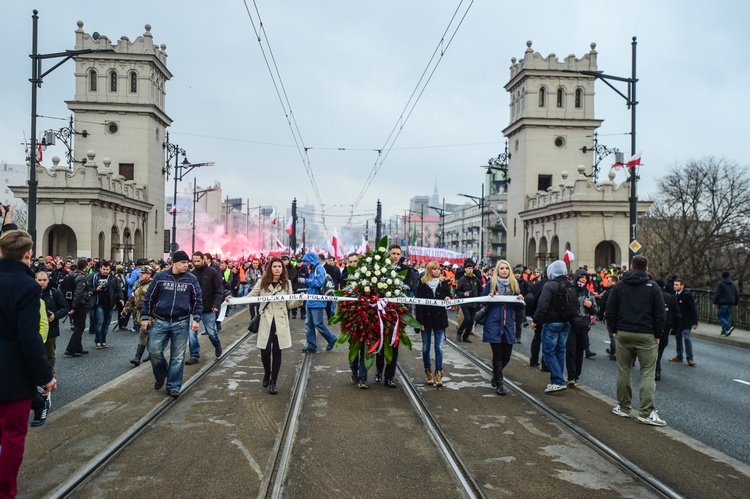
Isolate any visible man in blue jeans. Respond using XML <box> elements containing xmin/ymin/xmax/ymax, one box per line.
<box><xmin>299</xmin><ymin>251</ymin><xmax>337</xmax><ymax>353</ymax></box>
<box><xmin>531</xmin><ymin>260</ymin><xmax>571</xmax><ymax>394</ymax></box>
<box><xmin>87</xmin><ymin>260</ymin><xmax>124</xmax><ymax>350</ymax></box>
<box><xmin>185</xmin><ymin>251</ymin><xmax>225</xmax><ymax>365</ymax></box>
<box><xmin>141</xmin><ymin>251</ymin><xmax>203</xmax><ymax>397</ymax></box>
<box><xmin>713</xmin><ymin>271</ymin><xmax>739</xmax><ymax>337</ymax></box>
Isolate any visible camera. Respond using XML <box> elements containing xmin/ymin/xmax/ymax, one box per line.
<box><xmin>1</xmin><ymin>204</ymin><xmax>10</xmax><ymax>213</ymax></box>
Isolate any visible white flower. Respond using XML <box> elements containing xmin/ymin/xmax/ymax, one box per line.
<box><xmin>391</xmin><ymin>270</ymin><xmax>397</xmax><ymax>278</ymax></box>
<box><xmin>394</xmin><ymin>289</ymin><xmax>401</xmax><ymax>296</ymax></box>
<box><xmin>353</xmin><ymin>272</ymin><xmax>360</xmax><ymax>279</ymax></box>
<box><xmin>374</xmin><ymin>255</ymin><xmax>381</xmax><ymax>261</ymax></box>
<box><xmin>386</xmin><ymin>278</ymin><xmax>393</xmax><ymax>285</ymax></box>
<box><xmin>371</xmin><ymin>277</ymin><xmax>378</xmax><ymax>283</ymax></box>
<box><xmin>364</xmin><ymin>286</ymin><xmax>371</xmax><ymax>293</ymax></box>
<box><xmin>365</xmin><ymin>257</ymin><xmax>372</xmax><ymax>263</ymax></box>
<box><xmin>374</xmin><ymin>270</ymin><xmax>381</xmax><ymax>276</ymax></box>
<box><xmin>366</xmin><ymin>271</ymin><xmax>372</xmax><ymax>277</ymax></box>
<box><xmin>373</xmin><ymin>264</ymin><xmax>380</xmax><ymax>271</ymax></box>
<box><xmin>386</xmin><ymin>291</ymin><xmax>392</xmax><ymax>297</ymax></box>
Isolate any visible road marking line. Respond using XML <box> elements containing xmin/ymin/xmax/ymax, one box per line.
<box><xmin>733</xmin><ymin>379</ymin><xmax>750</xmax><ymax>386</ymax></box>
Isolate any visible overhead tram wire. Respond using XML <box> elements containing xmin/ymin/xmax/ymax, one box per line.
<box><xmin>348</xmin><ymin>0</ymin><xmax>477</xmax><ymax>224</ymax></box>
<box><xmin>240</xmin><ymin>0</ymin><xmax>328</xmax><ymax>229</ymax></box>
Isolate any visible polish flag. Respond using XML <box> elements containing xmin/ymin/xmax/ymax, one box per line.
<box><xmin>626</xmin><ymin>152</ymin><xmax>642</xmax><ymax>168</ymax></box>
<box><xmin>563</xmin><ymin>249</ymin><xmax>575</xmax><ymax>264</ymax></box>
<box><xmin>168</xmin><ymin>207</ymin><xmax>178</xmax><ymax>216</ymax></box>
<box><xmin>356</xmin><ymin>235</ymin><xmax>368</xmax><ymax>255</ymax></box>
<box><xmin>285</xmin><ymin>216</ymin><xmax>293</xmax><ymax>236</ymax></box>
<box><xmin>271</xmin><ymin>207</ymin><xmax>277</xmax><ymax>225</ymax></box>
<box><xmin>275</xmin><ymin>238</ymin><xmax>286</xmax><ymax>250</ymax></box>
<box><xmin>331</xmin><ymin>229</ymin><xmax>340</xmax><ymax>259</ymax></box>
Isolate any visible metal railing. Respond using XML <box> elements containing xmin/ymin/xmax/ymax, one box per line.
<box><xmin>688</xmin><ymin>289</ymin><xmax>749</xmax><ymax>330</ymax></box>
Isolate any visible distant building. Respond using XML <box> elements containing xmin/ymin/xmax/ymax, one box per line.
<box><xmin>0</xmin><ymin>162</ymin><xmax>26</xmax><ymax>207</ymax></box>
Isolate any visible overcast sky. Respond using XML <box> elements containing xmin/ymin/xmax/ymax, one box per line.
<box><xmin>2</xmin><ymin>1</ymin><xmax>749</xmax><ymax>241</ymax></box>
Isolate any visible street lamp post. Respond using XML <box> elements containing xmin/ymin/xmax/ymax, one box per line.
<box><xmin>191</xmin><ymin>177</ymin><xmax>219</xmax><ymax>254</ymax></box>
<box><xmin>27</xmin><ymin>10</ymin><xmax>111</xmax><ymax>254</ymax></box>
<box><xmin>428</xmin><ymin>198</ymin><xmax>446</xmax><ymax>248</ymax></box>
<box><xmin>563</xmin><ymin>37</ymin><xmax>638</xmax><ymax>262</ymax></box>
<box><xmin>458</xmin><ymin>184</ymin><xmax>485</xmax><ymax>265</ymax></box>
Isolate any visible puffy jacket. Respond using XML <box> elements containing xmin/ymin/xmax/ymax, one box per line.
<box><xmin>456</xmin><ymin>273</ymin><xmax>482</xmax><ymax>307</ymax></box>
<box><xmin>481</xmin><ymin>279</ymin><xmax>524</xmax><ymax>344</ymax></box>
<box><xmin>532</xmin><ymin>260</ymin><xmax>569</xmax><ymax>325</ymax></box>
<box><xmin>605</xmin><ymin>269</ymin><xmax>665</xmax><ymax>338</ymax></box>
<box><xmin>142</xmin><ymin>268</ymin><xmax>203</xmax><ymax>322</ymax></box>
<box><xmin>571</xmin><ymin>269</ymin><xmax>597</xmax><ymax>330</ymax></box>
<box><xmin>301</xmin><ymin>252</ymin><xmax>328</xmax><ymax>308</ymax></box>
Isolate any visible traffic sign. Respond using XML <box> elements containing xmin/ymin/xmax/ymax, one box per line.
<box><xmin>629</xmin><ymin>240</ymin><xmax>642</xmax><ymax>253</ymax></box>
<box><xmin>170</xmin><ymin>242</ymin><xmax>180</xmax><ymax>252</ymax></box>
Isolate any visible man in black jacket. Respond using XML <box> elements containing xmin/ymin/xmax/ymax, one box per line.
<box><xmin>456</xmin><ymin>259</ymin><xmax>482</xmax><ymax>342</ymax></box>
<box><xmin>186</xmin><ymin>251</ymin><xmax>225</xmax><ymax>364</ymax></box>
<box><xmin>606</xmin><ymin>255</ymin><xmax>666</xmax><ymax>426</ymax></box>
<box><xmin>87</xmin><ymin>260</ymin><xmax>124</xmax><ymax>349</ymax></box>
<box><xmin>671</xmin><ymin>279</ymin><xmax>698</xmax><ymax>366</ymax></box>
<box><xmin>65</xmin><ymin>260</ymin><xmax>91</xmax><ymax>357</ymax></box>
<box><xmin>655</xmin><ymin>279</ymin><xmax>681</xmax><ymax>380</ymax></box>
<box><xmin>0</xmin><ymin>230</ymin><xmax>56</xmax><ymax>497</ymax></box>
<box><xmin>714</xmin><ymin>271</ymin><xmax>739</xmax><ymax>336</ymax></box>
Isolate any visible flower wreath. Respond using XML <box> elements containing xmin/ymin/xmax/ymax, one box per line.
<box><xmin>329</xmin><ymin>237</ymin><xmax>421</xmax><ymax>369</ymax></box>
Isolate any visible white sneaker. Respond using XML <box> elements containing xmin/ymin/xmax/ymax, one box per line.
<box><xmin>544</xmin><ymin>383</ymin><xmax>567</xmax><ymax>393</ymax></box>
<box><xmin>637</xmin><ymin>410</ymin><xmax>666</xmax><ymax>426</ymax></box>
<box><xmin>611</xmin><ymin>405</ymin><xmax>630</xmax><ymax>418</ymax></box>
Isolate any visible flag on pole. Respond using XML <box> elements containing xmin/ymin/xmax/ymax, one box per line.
<box><xmin>331</xmin><ymin>228</ymin><xmax>341</xmax><ymax>259</ymax></box>
<box><xmin>270</xmin><ymin>207</ymin><xmax>277</xmax><ymax>225</ymax></box>
<box><xmin>411</xmin><ymin>226</ymin><xmax>418</xmax><ymax>246</ymax></box>
<box><xmin>626</xmin><ymin>152</ymin><xmax>642</xmax><ymax>168</ymax></box>
<box><xmin>285</xmin><ymin>216</ymin><xmax>293</xmax><ymax>236</ymax></box>
<box><xmin>356</xmin><ymin>235</ymin><xmax>368</xmax><ymax>255</ymax></box>
<box><xmin>563</xmin><ymin>249</ymin><xmax>575</xmax><ymax>264</ymax></box>
<box><xmin>275</xmin><ymin>238</ymin><xmax>286</xmax><ymax>250</ymax></box>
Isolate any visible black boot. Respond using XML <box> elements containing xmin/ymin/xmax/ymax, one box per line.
<box><xmin>491</xmin><ymin>362</ymin><xmax>498</xmax><ymax>388</ymax></box>
<box><xmin>130</xmin><ymin>344</ymin><xmax>146</xmax><ymax>366</ymax></box>
<box><xmin>494</xmin><ymin>360</ymin><xmax>506</xmax><ymax>396</ymax></box>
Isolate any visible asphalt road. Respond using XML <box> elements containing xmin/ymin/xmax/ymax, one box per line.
<box><xmin>490</xmin><ymin>318</ymin><xmax>750</xmax><ymax>467</ymax></box>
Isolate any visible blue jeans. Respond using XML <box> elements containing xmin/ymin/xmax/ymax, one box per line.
<box><xmin>188</xmin><ymin>312</ymin><xmax>222</xmax><ymax>360</ymax></box>
<box><xmin>541</xmin><ymin>322</ymin><xmax>570</xmax><ymax>386</ymax></box>
<box><xmin>675</xmin><ymin>328</ymin><xmax>694</xmax><ymax>361</ymax></box>
<box><xmin>238</xmin><ymin>283</ymin><xmax>249</xmax><ymax>297</ymax></box>
<box><xmin>421</xmin><ymin>328</ymin><xmax>445</xmax><ymax>371</ymax></box>
<box><xmin>149</xmin><ymin>319</ymin><xmax>189</xmax><ymax>393</ymax></box>
<box><xmin>717</xmin><ymin>305</ymin><xmax>733</xmax><ymax>334</ymax></box>
<box><xmin>349</xmin><ymin>342</ymin><xmax>368</xmax><ymax>379</ymax></box>
<box><xmin>92</xmin><ymin>304</ymin><xmax>113</xmax><ymax>344</ymax></box>
<box><xmin>304</xmin><ymin>307</ymin><xmax>336</xmax><ymax>350</ymax></box>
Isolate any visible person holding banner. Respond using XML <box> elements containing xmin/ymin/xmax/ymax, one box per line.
<box><xmin>248</xmin><ymin>258</ymin><xmax>302</xmax><ymax>394</ymax></box>
<box><xmin>299</xmin><ymin>252</ymin><xmax>338</xmax><ymax>353</ymax></box>
<box><xmin>415</xmin><ymin>261</ymin><xmax>452</xmax><ymax>387</ymax></box>
<box><xmin>482</xmin><ymin>260</ymin><xmax>525</xmax><ymax>396</ymax></box>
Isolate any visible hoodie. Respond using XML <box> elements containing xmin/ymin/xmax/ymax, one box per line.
<box><xmin>301</xmin><ymin>251</ymin><xmax>328</xmax><ymax>309</ymax></box>
<box><xmin>532</xmin><ymin>260</ymin><xmax>570</xmax><ymax>325</ymax></box>
<box><xmin>605</xmin><ymin>269</ymin><xmax>665</xmax><ymax>337</ymax></box>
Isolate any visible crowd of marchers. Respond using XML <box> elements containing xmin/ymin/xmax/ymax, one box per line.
<box><xmin>0</xmin><ymin>199</ymin><xmax>742</xmax><ymax>498</ymax></box>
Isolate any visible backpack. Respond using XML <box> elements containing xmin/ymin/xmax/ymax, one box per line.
<box><xmin>61</xmin><ymin>272</ymin><xmax>78</xmax><ymax>301</ymax></box>
<box><xmin>321</xmin><ymin>271</ymin><xmax>336</xmax><ymax>296</ymax></box>
<box><xmin>556</xmin><ymin>278</ymin><xmax>580</xmax><ymax>321</ymax></box>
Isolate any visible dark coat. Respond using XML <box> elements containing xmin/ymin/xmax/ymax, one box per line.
<box><xmin>675</xmin><ymin>291</ymin><xmax>698</xmax><ymax>331</ymax></box>
<box><xmin>714</xmin><ymin>278</ymin><xmax>739</xmax><ymax>306</ymax></box>
<box><xmin>662</xmin><ymin>291</ymin><xmax>682</xmax><ymax>335</ymax></box>
<box><xmin>192</xmin><ymin>265</ymin><xmax>225</xmax><ymax>312</ymax></box>
<box><xmin>40</xmin><ymin>286</ymin><xmax>69</xmax><ymax>339</ymax></box>
<box><xmin>0</xmin><ymin>259</ymin><xmax>53</xmax><ymax>401</ymax></box>
<box><xmin>86</xmin><ymin>271</ymin><xmax>124</xmax><ymax>310</ymax></box>
<box><xmin>414</xmin><ymin>279</ymin><xmax>451</xmax><ymax>330</ymax></box>
<box><xmin>456</xmin><ymin>273</ymin><xmax>482</xmax><ymax>308</ymax></box>
<box><xmin>482</xmin><ymin>279</ymin><xmax>524</xmax><ymax>344</ymax></box>
<box><xmin>142</xmin><ymin>268</ymin><xmax>203</xmax><ymax>322</ymax></box>
<box><xmin>605</xmin><ymin>269</ymin><xmax>666</xmax><ymax>338</ymax></box>
<box><xmin>532</xmin><ymin>277</ymin><xmax>570</xmax><ymax>325</ymax></box>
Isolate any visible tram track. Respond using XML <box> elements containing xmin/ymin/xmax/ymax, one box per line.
<box><xmin>441</xmin><ymin>337</ymin><xmax>683</xmax><ymax>499</ymax></box>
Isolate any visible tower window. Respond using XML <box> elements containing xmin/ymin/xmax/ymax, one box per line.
<box><xmin>575</xmin><ymin>88</ymin><xmax>582</xmax><ymax>108</ymax></box>
<box><xmin>556</xmin><ymin>88</ymin><xmax>564</xmax><ymax>108</ymax></box>
<box><xmin>89</xmin><ymin>69</ymin><xmax>97</xmax><ymax>91</ymax></box>
<box><xmin>130</xmin><ymin>72</ymin><xmax>137</xmax><ymax>93</ymax></box>
<box><xmin>119</xmin><ymin>163</ymin><xmax>134</xmax><ymax>181</ymax></box>
<box><xmin>538</xmin><ymin>87</ymin><xmax>546</xmax><ymax>107</ymax></box>
<box><xmin>110</xmin><ymin>71</ymin><xmax>118</xmax><ymax>92</ymax></box>
<box><xmin>538</xmin><ymin>175</ymin><xmax>553</xmax><ymax>192</ymax></box>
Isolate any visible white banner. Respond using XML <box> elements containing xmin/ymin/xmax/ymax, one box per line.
<box><xmin>218</xmin><ymin>294</ymin><xmax>521</xmax><ymax>321</ymax></box>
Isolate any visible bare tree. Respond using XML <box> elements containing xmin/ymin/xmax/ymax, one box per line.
<box><xmin>11</xmin><ymin>202</ymin><xmax>28</xmax><ymax>231</ymax></box>
<box><xmin>641</xmin><ymin>157</ymin><xmax>750</xmax><ymax>290</ymax></box>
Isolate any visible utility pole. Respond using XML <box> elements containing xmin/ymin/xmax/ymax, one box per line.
<box><xmin>375</xmin><ymin>200</ymin><xmax>382</xmax><ymax>242</ymax></box>
<box><xmin>290</xmin><ymin>198</ymin><xmax>297</xmax><ymax>251</ymax></box>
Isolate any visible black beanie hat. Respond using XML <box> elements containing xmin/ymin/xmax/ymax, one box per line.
<box><xmin>173</xmin><ymin>250</ymin><xmax>190</xmax><ymax>263</ymax></box>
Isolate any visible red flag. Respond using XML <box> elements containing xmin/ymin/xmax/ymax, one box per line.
<box><xmin>271</xmin><ymin>207</ymin><xmax>277</xmax><ymax>225</ymax></box>
<box><xmin>626</xmin><ymin>152</ymin><xmax>642</xmax><ymax>168</ymax></box>
<box><xmin>275</xmin><ymin>238</ymin><xmax>286</xmax><ymax>249</ymax></box>
<box><xmin>563</xmin><ymin>249</ymin><xmax>575</xmax><ymax>263</ymax></box>
<box><xmin>285</xmin><ymin>216</ymin><xmax>293</xmax><ymax>236</ymax></box>
<box><xmin>331</xmin><ymin>230</ymin><xmax>340</xmax><ymax>259</ymax></box>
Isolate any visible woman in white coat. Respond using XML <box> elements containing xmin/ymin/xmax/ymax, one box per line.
<box><xmin>249</xmin><ymin>257</ymin><xmax>302</xmax><ymax>394</ymax></box>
